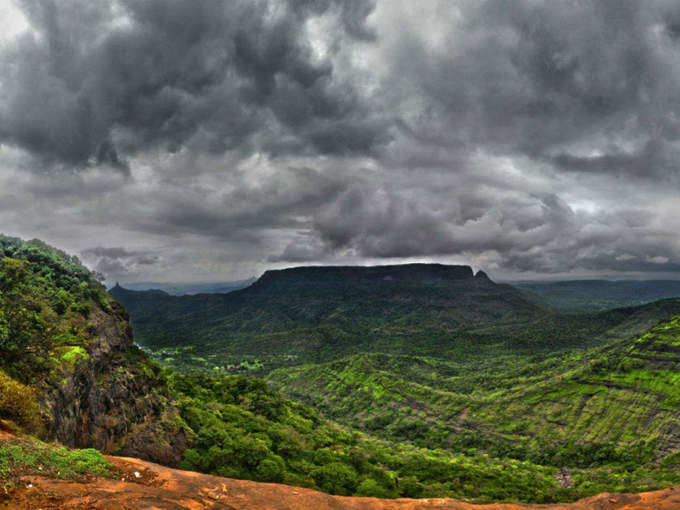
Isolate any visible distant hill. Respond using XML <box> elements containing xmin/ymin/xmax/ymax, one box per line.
<box><xmin>516</xmin><ymin>279</ymin><xmax>680</xmax><ymax>313</ymax></box>
<box><xmin>112</xmin><ymin>278</ymin><xmax>256</xmax><ymax>295</ymax></box>
<box><xmin>111</xmin><ymin>264</ymin><xmax>548</xmax><ymax>370</ymax></box>
<box><xmin>111</xmin><ymin>264</ymin><xmax>680</xmax><ymax>374</ymax></box>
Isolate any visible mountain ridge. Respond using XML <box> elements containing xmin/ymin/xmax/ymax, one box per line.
<box><xmin>253</xmin><ymin>263</ymin><xmax>483</xmax><ymax>287</ymax></box>
<box><xmin>110</xmin><ymin>262</ymin><xmax>543</xmax><ymax>372</ymax></box>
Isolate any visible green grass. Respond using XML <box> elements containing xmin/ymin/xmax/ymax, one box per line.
<box><xmin>0</xmin><ymin>438</ymin><xmax>114</xmax><ymax>482</ymax></box>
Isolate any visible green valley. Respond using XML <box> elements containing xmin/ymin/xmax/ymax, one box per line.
<box><xmin>110</xmin><ymin>262</ymin><xmax>680</xmax><ymax>500</ymax></box>
<box><xmin>5</xmin><ymin>237</ymin><xmax>680</xmax><ymax>504</ymax></box>
<box><xmin>0</xmin><ymin>235</ymin><xmax>599</xmax><ymax>503</ymax></box>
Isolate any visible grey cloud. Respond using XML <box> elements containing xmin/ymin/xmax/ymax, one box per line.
<box><xmin>387</xmin><ymin>0</ymin><xmax>680</xmax><ymax>179</ymax></box>
<box><xmin>547</xmin><ymin>139</ymin><xmax>680</xmax><ymax>178</ymax></box>
<box><xmin>273</xmin><ymin>183</ymin><xmax>680</xmax><ymax>275</ymax></box>
<box><xmin>4</xmin><ymin>0</ymin><xmax>680</xmax><ymax>280</ymax></box>
<box><xmin>0</xmin><ymin>0</ymin><xmax>381</xmax><ymax>170</ymax></box>
<box><xmin>120</xmin><ymin>165</ymin><xmax>349</xmax><ymax>241</ymax></box>
<box><xmin>81</xmin><ymin>246</ymin><xmax>159</xmax><ymax>276</ymax></box>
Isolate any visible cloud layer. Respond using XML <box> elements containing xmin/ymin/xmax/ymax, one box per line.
<box><xmin>1</xmin><ymin>0</ymin><xmax>680</xmax><ymax>281</ymax></box>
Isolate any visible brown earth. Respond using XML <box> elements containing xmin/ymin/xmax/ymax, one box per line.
<box><xmin>2</xmin><ymin>455</ymin><xmax>680</xmax><ymax>510</ymax></box>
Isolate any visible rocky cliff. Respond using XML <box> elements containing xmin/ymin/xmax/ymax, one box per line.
<box><xmin>0</xmin><ymin>235</ymin><xmax>190</xmax><ymax>466</ymax></box>
<box><xmin>41</xmin><ymin>301</ymin><xmax>190</xmax><ymax>466</ymax></box>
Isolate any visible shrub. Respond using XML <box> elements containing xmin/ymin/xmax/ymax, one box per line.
<box><xmin>356</xmin><ymin>477</ymin><xmax>392</xmax><ymax>497</ymax></box>
<box><xmin>399</xmin><ymin>475</ymin><xmax>425</xmax><ymax>498</ymax></box>
<box><xmin>256</xmin><ymin>454</ymin><xmax>286</xmax><ymax>482</ymax></box>
<box><xmin>310</xmin><ymin>462</ymin><xmax>359</xmax><ymax>495</ymax></box>
<box><xmin>0</xmin><ymin>440</ymin><xmax>112</xmax><ymax>480</ymax></box>
<box><xmin>0</xmin><ymin>369</ymin><xmax>38</xmax><ymax>427</ymax></box>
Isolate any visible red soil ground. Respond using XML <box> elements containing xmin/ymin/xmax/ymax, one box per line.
<box><xmin>2</xmin><ymin>454</ymin><xmax>680</xmax><ymax>510</ymax></box>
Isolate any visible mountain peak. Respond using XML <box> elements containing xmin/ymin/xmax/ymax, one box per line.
<box><xmin>475</xmin><ymin>270</ymin><xmax>490</xmax><ymax>279</ymax></box>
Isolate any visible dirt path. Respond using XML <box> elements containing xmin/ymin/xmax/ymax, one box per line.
<box><xmin>3</xmin><ymin>455</ymin><xmax>680</xmax><ymax>510</ymax></box>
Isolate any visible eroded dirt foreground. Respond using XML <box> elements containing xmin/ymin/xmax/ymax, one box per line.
<box><xmin>3</xmin><ymin>455</ymin><xmax>680</xmax><ymax>510</ymax></box>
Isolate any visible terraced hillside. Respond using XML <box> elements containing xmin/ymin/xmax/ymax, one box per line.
<box><xmin>270</xmin><ymin>314</ymin><xmax>680</xmax><ymax>481</ymax></box>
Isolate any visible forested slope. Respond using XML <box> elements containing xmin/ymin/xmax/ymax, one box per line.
<box><xmin>269</xmin><ymin>314</ymin><xmax>680</xmax><ymax>495</ymax></box>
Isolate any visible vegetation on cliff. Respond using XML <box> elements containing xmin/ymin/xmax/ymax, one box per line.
<box><xmin>0</xmin><ymin>234</ymin><xmax>188</xmax><ymax>464</ymax></box>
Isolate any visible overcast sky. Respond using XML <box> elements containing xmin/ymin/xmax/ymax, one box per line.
<box><xmin>1</xmin><ymin>0</ymin><xmax>680</xmax><ymax>283</ymax></box>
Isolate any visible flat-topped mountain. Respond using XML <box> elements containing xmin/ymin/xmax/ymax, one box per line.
<box><xmin>112</xmin><ymin>259</ymin><xmax>680</xmax><ymax>379</ymax></box>
<box><xmin>253</xmin><ymin>263</ymin><xmax>482</xmax><ymax>287</ymax></box>
<box><xmin>111</xmin><ymin>263</ymin><xmax>544</xmax><ymax>368</ymax></box>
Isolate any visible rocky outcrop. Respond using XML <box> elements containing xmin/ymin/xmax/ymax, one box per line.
<box><xmin>40</xmin><ymin>301</ymin><xmax>190</xmax><ymax>466</ymax></box>
<box><xmin>6</xmin><ymin>454</ymin><xmax>680</xmax><ymax>510</ymax></box>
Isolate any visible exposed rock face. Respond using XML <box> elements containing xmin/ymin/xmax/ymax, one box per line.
<box><xmin>40</xmin><ymin>301</ymin><xmax>190</xmax><ymax>466</ymax></box>
<box><xmin>6</xmin><ymin>454</ymin><xmax>680</xmax><ymax>510</ymax></box>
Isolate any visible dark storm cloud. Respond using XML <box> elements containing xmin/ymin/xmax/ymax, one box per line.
<box><xmin>117</xmin><ymin>165</ymin><xmax>349</xmax><ymax>240</ymax></box>
<box><xmin>387</xmin><ymin>0</ymin><xmax>680</xmax><ymax>179</ymax></box>
<box><xmin>4</xmin><ymin>0</ymin><xmax>680</xmax><ymax>279</ymax></box>
<box><xmin>0</xmin><ymin>0</ymin><xmax>381</xmax><ymax>170</ymax></box>
<box><xmin>275</xmin><ymin>182</ymin><xmax>680</xmax><ymax>275</ymax></box>
<box><xmin>547</xmin><ymin>139</ymin><xmax>680</xmax><ymax>178</ymax></box>
<box><xmin>268</xmin><ymin>0</ymin><xmax>680</xmax><ymax>273</ymax></box>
